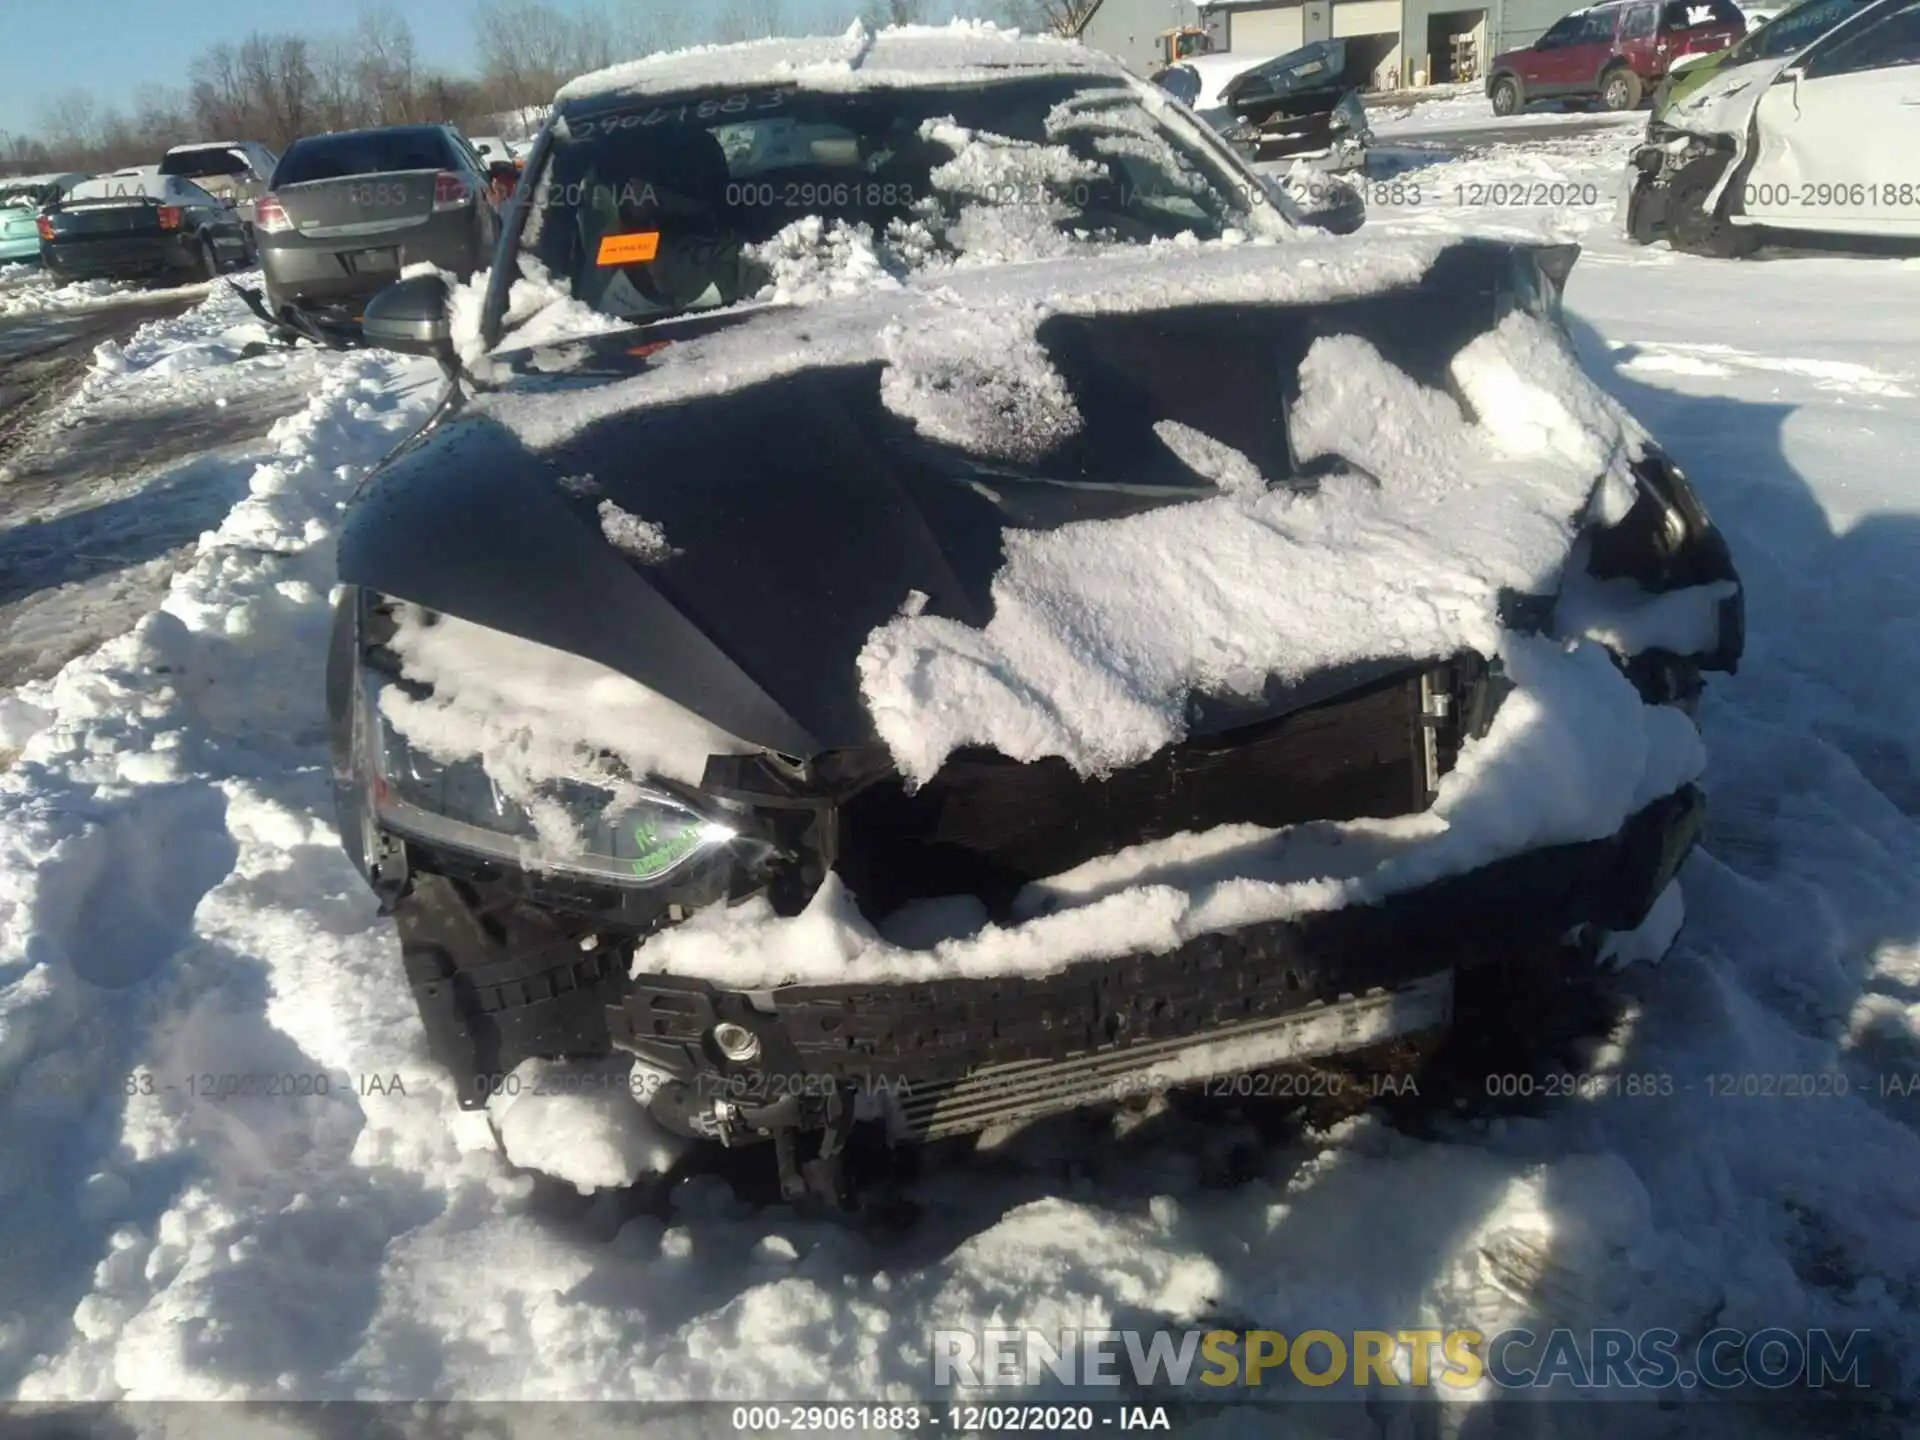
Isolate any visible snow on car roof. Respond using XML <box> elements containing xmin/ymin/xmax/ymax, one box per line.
<box><xmin>555</xmin><ymin>19</ymin><xmax>1123</xmax><ymax>105</ymax></box>
<box><xmin>0</xmin><ymin>171</ymin><xmax>87</xmax><ymax>190</ymax></box>
<box><xmin>65</xmin><ymin>171</ymin><xmax>199</xmax><ymax>202</ymax></box>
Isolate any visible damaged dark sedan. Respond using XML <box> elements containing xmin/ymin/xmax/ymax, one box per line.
<box><xmin>328</xmin><ymin>30</ymin><xmax>1744</xmax><ymax>1209</ymax></box>
<box><xmin>1154</xmin><ymin>39</ymin><xmax>1376</xmax><ymax>168</ymax></box>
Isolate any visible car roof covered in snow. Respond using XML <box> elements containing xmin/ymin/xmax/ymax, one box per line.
<box><xmin>0</xmin><ymin>171</ymin><xmax>90</xmax><ymax>191</ymax></box>
<box><xmin>65</xmin><ymin>170</ymin><xmax>207</xmax><ymax>203</ymax></box>
<box><xmin>554</xmin><ymin>20</ymin><xmax>1126</xmax><ymax>106</ymax></box>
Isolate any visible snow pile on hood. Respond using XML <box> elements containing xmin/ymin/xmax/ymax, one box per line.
<box><xmin>554</xmin><ymin>19</ymin><xmax>1113</xmax><ymax>104</ymax></box>
<box><xmin>858</xmin><ymin>309</ymin><xmax>1645</xmax><ymax>786</ymax></box>
<box><xmin>596</xmin><ymin>501</ymin><xmax>678</xmax><ymax>564</ymax></box>
<box><xmin>479</xmin><ymin>234</ymin><xmax>1453</xmax><ymax>450</ymax></box>
<box><xmin>878</xmin><ymin>302</ymin><xmax>1083</xmax><ymax>463</ymax></box>
<box><xmin>634</xmin><ymin>633</ymin><xmax>1705</xmax><ymax>988</ymax></box>
<box><xmin>375</xmin><ymin>608</ymin><xmax>749</xmax><ymax>854</ymax></box>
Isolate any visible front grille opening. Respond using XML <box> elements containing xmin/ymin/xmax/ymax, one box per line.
<box><xmin>836</xmin><ymin>654</ymin><xmax>1494</xmax><ymax>925</ymax></box>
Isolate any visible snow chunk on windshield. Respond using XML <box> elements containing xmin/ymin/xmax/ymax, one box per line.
<box><xmin>859</xmin><ymin>310</ymin><xmax>1645</xmax><ymax>787</ymax></box>
<box><xmin>436</xmin><ymin>253</ymin><xmax>627</xmax><ymax>379</ymax></box>
<box><xmin>745</xmin><ymin>216</ymin><xmax>917</xmax><ymax>305</ymax></box>
<box><xmin>878</xmin><ymin>303</ymin><xmax>1083</xmax><ymax>464</ymax></box>
<box><xmin>598</xmin><ymin>501</ymin><xmax>678</xmax><ymax>564</ymax></box>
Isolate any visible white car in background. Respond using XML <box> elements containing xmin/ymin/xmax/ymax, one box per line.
<box><xmin>1624</xmin><ymin>0</ymin><xmax>1920</xmax><ymax>253</ymax></box>
<box><xmin>466</xmin><ymin>135</ymin><xmax>523</xmax><ymax>171</ymax></box>
<box><xmin>159</xmin><ymin>141</ymin><xmax>279</xmax><ymax>230</ymax></box>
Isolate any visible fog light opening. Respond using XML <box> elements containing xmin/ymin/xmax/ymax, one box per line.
<box><xmin>712</xmin><ymin>1022</ymin><xmax>762</xmax><ymax>1063</ymax></box>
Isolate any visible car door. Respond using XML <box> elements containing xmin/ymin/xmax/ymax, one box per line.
<box><xmin>1558</xmin><ymin>8</ymin><xmax>1626</xmax><ymax>92</ymax></box>
<box><xmin>1740</xmin><ymin>0</ymin><xmax>1920</xmax><ymax>234</ymax></box>
<box><xmin>1515</xmin><ymin>14</ymin><xmax>1586</xmax><ymax>91</ymax></box>
<box><xmin>1620</xmin><ymin>2</ymin><xmax>1663</xmax><ymax>72</ymax></box>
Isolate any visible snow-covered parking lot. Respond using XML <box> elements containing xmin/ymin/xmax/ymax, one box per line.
<box><xmin>0</xmin><ymin>109</ymin><xmax>1916</xmax><ymax>1433</ymax></box>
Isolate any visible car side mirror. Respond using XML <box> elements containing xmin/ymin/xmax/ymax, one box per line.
<box><xmin>363</xmin><ymin>273</ymin><xmax>455</xmax><ymax>370</ymax></box>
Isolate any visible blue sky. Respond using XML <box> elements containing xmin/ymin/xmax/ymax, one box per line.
<box><xmin>0</xmin><ymin>0</ymin><xmax>960</xmax><ymax>139</ymax></box>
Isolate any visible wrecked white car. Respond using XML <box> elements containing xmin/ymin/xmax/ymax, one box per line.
<box><xmin>327</xmin><ymin>26</ymin><xmax>1743</xmax><ymax>1207</ymax></box>
<box><xmin>1624</xmin><ymin>0</ymin><xmax>1920</xmax><ymax>254</ymax></box>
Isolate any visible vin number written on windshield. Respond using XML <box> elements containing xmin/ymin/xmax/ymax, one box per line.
<box><xmin>570</xmin><ymin>93</ymin><xmax>789</xmax><ymax>137</ymax></box>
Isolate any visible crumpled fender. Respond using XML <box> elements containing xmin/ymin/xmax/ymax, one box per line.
<box><xmin>1657</xmin><ymin>57</ymin><xmax>1794</xmax><ymax>214</ymax></box>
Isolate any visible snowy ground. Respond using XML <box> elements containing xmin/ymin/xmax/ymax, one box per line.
<box><xmin>0</xmin><ymin>118</ymin><xmax>1916</xmax><ymax>1430</ymax></box>
<box><xmin>0</xmin><ymin>265</ymin><xmax>214</xmax><ymax>321</ymax></box>
<box><xmin>0</xmin><ymin>276</ymin><xmax>320</xmax><ymax>686</ymax></box>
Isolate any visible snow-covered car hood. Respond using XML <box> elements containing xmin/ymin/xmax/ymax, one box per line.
<box><xmin>1659</xmin><ymin>54</ymin><xmax>1787</xmax><ymax>136</ymax></box>
<box><xmin>343</xmin><ymin>234</ymin><xmax>1677</xmax><ymax>794</ymax></box>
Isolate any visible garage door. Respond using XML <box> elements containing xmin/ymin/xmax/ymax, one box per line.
<box><xmin>1231</xmin><ymin>4</ymin><xmax>1306</xmax><ymax>52</ymax></box>
<box><xmin>1333</xmin><ymin>0</ymin><xmax>1401</xmax><ymax>35</ymax></box>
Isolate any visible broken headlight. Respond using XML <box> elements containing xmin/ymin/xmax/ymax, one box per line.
<box><xmin>352</xmin><ymin>669</ymin><xmax>739</xmax><ymax>887</ymax></box>
<box><xmin>1328</xmin><ymin>91</ymin><xmax>1369</xmax><ymax>136</ymax></box>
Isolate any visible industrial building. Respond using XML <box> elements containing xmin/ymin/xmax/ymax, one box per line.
<box><xmin>1074</xmin><ymin>0</ymin><xmax>1586</xmax><ymax>90</ymax></box>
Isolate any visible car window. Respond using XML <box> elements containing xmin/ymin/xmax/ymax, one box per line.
<box><xmin>1736</xmin><ymin>0</ymin><xmax>1874</xmax><ymax>58</ymax></box>
<box><xmin>273</xmin><ymin>129</ymin><xmax>457</xmax><ymax>185</ymax></box>
<box><xmin>1802</xmin><ymin>0</ymin><xmax>1920</xmax><ymax>69</ymax></box>
<box><xmin>160</xmin><ymin>146</ymin><xmax>254</xmax><ymax>180</ymax></box>
<box><xmin>1624</xmin><ymin>4</ymin><xmax>1660</xmax><ymax>33</ymax></box>
<box><xmin>523</xmin><ymin>77</ymin><xmax>1268</xmax><ymax>327</ymax></box>
<box><xmin>1536</xmin><ymin>15</ymin><xmax>1586</xmax><ymax>45</ymax></box>
<box><xmin>1662</xmin><ymin>0</ymin><xmax>1741</xmax><ymax>28</ymax></box>
<box><xmin>169</xmin><ymin>179</ymin><xmax>221</xmax><ymax>207</ymax></box>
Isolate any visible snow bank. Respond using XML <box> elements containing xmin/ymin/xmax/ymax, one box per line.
<box><xmin>0</xmin><ymin>270</ymin><xmax>209</xmax><ymax>320</ymax></box>
<box><xmin>555</xmin><ymin>20</ymin><xmax>1110</xmax><ymax>104</ymax></box>
<box><xmin>490</xmin><ymin>1058</ymin><xmax>689</xmax><ymax>1193</ymax></box>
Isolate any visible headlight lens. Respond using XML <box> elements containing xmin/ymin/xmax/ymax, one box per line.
<box><xmin>355</xmin><ymin>670</ymin><xmax>737</xmax><ymax>886</ymax></box>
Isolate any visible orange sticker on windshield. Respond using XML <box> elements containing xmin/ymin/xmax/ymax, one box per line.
<box><xmin>597</xmin><ymin>231</ymin><xmax>661</xmax><ymax>265</ymax></box>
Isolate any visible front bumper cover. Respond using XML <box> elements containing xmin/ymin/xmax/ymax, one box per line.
<box><xmin>610</xmin><ymin>785</ymin><xmax>1705</xmax><ymax>1143</ymax></box>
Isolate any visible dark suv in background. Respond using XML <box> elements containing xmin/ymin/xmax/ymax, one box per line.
<box><xmin>1487</xmin><ymin>0</ymin><xmax>1747</xmax><ymax>112</ymax></box>
<box><xmin>250</xmin><ymin>123</ymin><xmax>515</xmax><ymax>340</ymax></box>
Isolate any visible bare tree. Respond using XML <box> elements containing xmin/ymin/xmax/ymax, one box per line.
<box><xmin>998</xmin><ymin>0</ymin><xmax>1098</xmax><ymax>33</ymax></box>
<box><xmin>42</xmin><ymin>91</ymin><xmax>102</xmax><ymax>163</ymax></box>
<box><xmin>864</xmin><ymin>0</ymin><xmax>931</xmax><ymax>25</ymax></box>
<box><xmin>356</xmin><ymin>6</ymin><xmax>422</xmax><ymax>123</ymax></box>
<box><xmin>712</xmin><ymin>0</ymin><xmax>787</xmax><ymax>42</ymax></box>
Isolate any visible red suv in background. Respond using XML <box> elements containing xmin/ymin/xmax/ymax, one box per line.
<box><xmin>1486</xmin><ymin>0</ymin><xmax>1747</xmax><ymax>113</ymax></box>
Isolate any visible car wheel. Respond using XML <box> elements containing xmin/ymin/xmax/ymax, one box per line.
<box><xmin>1651</xmin><ymin>77</ymin><xmax>1673</xmax><ymax>112</ymax></box>
<box><xmin>1601</xmin><ymin>67</ymin><xmax>1644</xmax><ymax>111</ymax></box>
<box><xmin>194</xmin><ymin>235</ymin><xmax>220</xmax><ymax>281</ymax></box>
<box><xmin>1490</xmin><ymin>76</ymin><xmax>1523</xmax><ymax>116</ymax></box>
